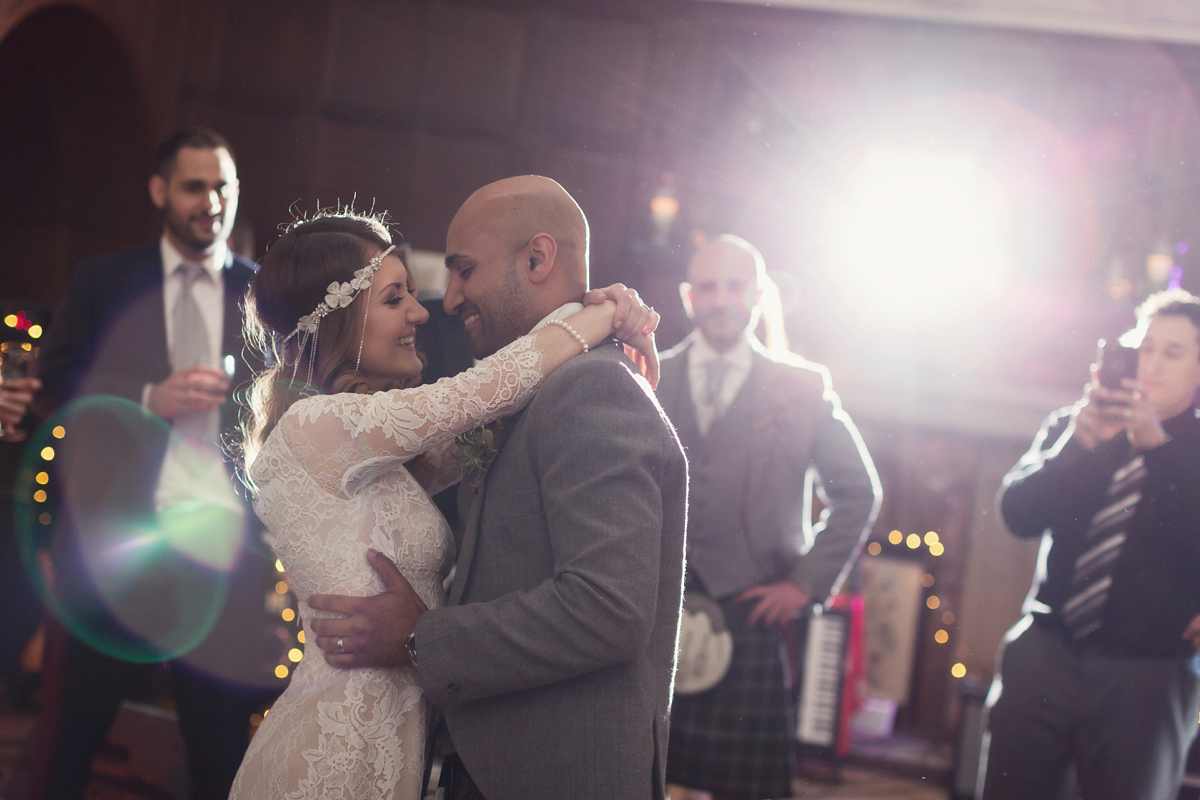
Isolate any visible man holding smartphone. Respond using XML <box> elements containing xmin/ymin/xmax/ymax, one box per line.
<box><xmin>978</xmin><ymin>290</ymin><xmax>1200</xmax><ymax>800</ymax></box>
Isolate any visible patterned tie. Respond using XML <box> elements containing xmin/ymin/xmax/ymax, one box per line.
<box><xmin>171</xmin><ymin>262</ymin><xmax>217</xmax><ymax>444</ymax></box>
<box><xmin>1062</xmin><ymin>449</ymin><xmax>1146</xmax><ymax>642</ymax></box>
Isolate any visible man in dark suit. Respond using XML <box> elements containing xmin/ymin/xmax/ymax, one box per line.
<box><xmin>979</xmin><ymin>290</ymin><xmax>1200</xmax><ymax>800</ymax></box>
<box><xmin>659</xmin><ymin>235</ymin><xmax>880</xmax><ymax>800</ymax></box>
<box><xmin>307</xmin><ymin>175</ymin><xmax>689</xmax><ymax>800</ymax></box>
<box><xmin>28</xmin><ymin>128</ymin><xmax>278</xmax><ymax>799</ymax></box>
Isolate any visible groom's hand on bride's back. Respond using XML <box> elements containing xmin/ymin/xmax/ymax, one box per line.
<box><xmin>307</xmin><ymin>549</ymin><xmax>427</xmax><ymax>669</ymax></box>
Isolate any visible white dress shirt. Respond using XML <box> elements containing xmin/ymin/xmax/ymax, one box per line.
<box><xmin>687</xmin><ymin>332</ymin><xmax>753</xmax><ymax>436</ymax></box>
<box><xmin>152</xmin><ymin>236</ymin><xmax>240</xmax><ymax>518</ymax></box>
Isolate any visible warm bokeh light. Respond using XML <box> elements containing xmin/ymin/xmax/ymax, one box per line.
<box><xmin>52</xmin><ymin>426</ymin><xmax>65</xmax><ymax>439</ymax></box>
<box><xmin>40</xmin><ymin>446</ymin><xmax>54</xmax><ymax>461</ymax></box>
<box><xmin>927</xmin><ymin>595</ymin><xmax>941</xmax><ymax>610</ymax></box>
<box><xmin>934</xmin><ymin>629</ymin><xmax>949</xmax><ymax>644</ymax></box>
<box><xmin>888</xmin><ymin>530</ymin><xmax>903</xmax><ymax>545</ymax></box>
<box><xmin>951</xmin><ymin>663</ymin><xmax>967</xmax><ymax>679</ymax></box>
<box><xmin>275</xmin><ymin>559</ymin><xmax>284</xmax><ymax>572</ymax></box>
<box><xmin>906</xmin><ymin>533</ymin><xmax>921</xmax><ymax>549</ymax></box>
<box><xmin>3</xmin><ymin>314</ymin><xmax>16</xmax><ymax>328</ymax></box>
<box><xmin>35</xmin><ymin>472</ymin><xmax>48</xmax><ymax>485</ymax></box>
<box><xmin>930</xmin><ymin>542</ymin><xmax>945</xmax><ymax>557</ymax></box>
<box><xmin>275</xmin><ymin>581</ymin><xmax>289</xmax><ymax>595</ymax></box>
<box><xmin>38</xmin><ymin>513</ymin><xmax>51</xmax><ymax>525</ymax></box>
<box><xmin>921</xmin><ymin>573</ymin><xmax>935</xmax><ymax>588</ymax></box>
<box><xmin>867</xmin><ymin>542</ymin><xmax>882</xmax><ymax>556</ymax></box>
<box><xmin>28</xmin><ymin>324</ymin><xmax>42</xmax><ymax>339</ymax></box>
<box><xmin>281</xmin><ymin>608</ymin><xmax>296</xmax><ymax>622</ymax></box>
<box><xmin>297</xmin><ymin>630</ymin><xmax>306</xmax><ymax>643</ymax></box>
<box><xmin>249</xmin><ymin>713</ymin><xmax>263</xmax><ymax>727</ymax></box>
<box><xmin>924</xmin><ymin>531</ymin><xmax>940</xmax><ymax>546</ymax></box>
<box><xmin>275</xmin><ymin>665</ymin><xmax>289</xmax><ymax>679</ymax></box>
<box><xmin>32</xmin><ymin>490</ymin><xmax>46</xmax><ymax>503</ymax></box>
<box><xmin>288</xmin><ymin>648</ymin><xmax>303</xmax><ymax>663</ymax></box>
<box><xmin>942</xmin><ymin>611</ymin><xmax>956</xmax><ymax>625</ymax></box>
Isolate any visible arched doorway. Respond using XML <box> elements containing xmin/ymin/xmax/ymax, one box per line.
<box><xmin>0</xmin><ymin>4</ymin><xmax>153</xmax><ymax>307</ymax></box>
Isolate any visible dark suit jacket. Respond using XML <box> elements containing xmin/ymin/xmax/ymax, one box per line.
<box><xmin>657</xmin><ymin>333</ymin><xmax>880</xmax><ymax>601</ymax></box>
<box><xmin>37</xmin><ymin>242</ymin><xmax>277</xmax><ymax>683</ymax></box>
<box><xmin>1000</xmin><ymin>406</ymin><xmax>1200</xmax><ymax>656</ymax></box>
<box><xmin>415</xmin><ymin>342</ymin><xmax>688</xmax><ymax>800</ymax></box>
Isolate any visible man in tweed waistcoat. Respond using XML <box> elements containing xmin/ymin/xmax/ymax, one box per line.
<box><xmin>660</xmin><ymin>235</ymin><xmax>880</xmax><ymax>800</ymax></box>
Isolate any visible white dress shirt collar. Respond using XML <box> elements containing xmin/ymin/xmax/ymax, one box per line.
<box><xmin>160</xmin><ymin>235</ymin><xmax>227</xmax><ymax>281</ymax></box>
<box><xmin>689</xmin><ymin>331</ymin><xmax>754</xmax><ymax>374</ymax></box>
<box><xmin>530</xmin><ymin>302</ymin><xmax>585</xmax><ymax>333</ymax></box>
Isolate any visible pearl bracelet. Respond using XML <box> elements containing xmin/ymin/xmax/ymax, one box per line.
<box><xmin>545</xmin><ymin>319</ymin><xmax>589</xmax><ymax>354</ymax></box>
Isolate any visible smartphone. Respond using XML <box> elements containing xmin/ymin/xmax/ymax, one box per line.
<box><xmin>1096</xmin><ymin>339</ymin><xmax>1139</xmax><ymax>392</ymax></box>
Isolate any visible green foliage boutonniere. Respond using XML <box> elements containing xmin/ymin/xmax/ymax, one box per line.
<box><xmin>455</xmin><ymin>417</ymin><xmax>511</xmax><ymax>490</ymax></box>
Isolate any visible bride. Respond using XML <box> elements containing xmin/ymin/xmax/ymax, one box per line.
<box><xmin>228</xmin><ymin>211</ymin><xmax>658</xmax><ymax>799</ymax></box>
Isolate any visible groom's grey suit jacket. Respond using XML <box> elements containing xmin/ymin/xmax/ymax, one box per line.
<box><xmin>414</xmin><ymin>341</ymin><xmax>688</xmax><ymax>800</ymax></box>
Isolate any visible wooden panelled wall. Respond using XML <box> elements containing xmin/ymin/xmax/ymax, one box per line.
<box><xmin>168</xmin><ymin>0</ymin><xmax>704</xmax><ymax>320</ymax></box>
<box><xmin>9</xmin><ymin>0</ymin><xmax>1200</xmax><ymax>369</ymax></box>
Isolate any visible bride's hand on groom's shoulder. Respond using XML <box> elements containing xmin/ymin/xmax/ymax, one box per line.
<box><xmin>307</xmin><ymin>549</ymin><xmax>427</xmax><ymax>669</ymax></box>
<box><xmin>584</xmin><ymin>283</ymin><xmax>660</xmax><ymax>341</ymax></box>
<box><xmin>584</xmin><ymin>283</ymin><xmax>661</xmax><ymax>389</ymax></box>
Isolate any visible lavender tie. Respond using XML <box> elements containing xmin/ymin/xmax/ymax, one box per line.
<box><xmin>171</xmin><ymin>263</ymin><xmax>217</xmax><ymax>444</ymax></box>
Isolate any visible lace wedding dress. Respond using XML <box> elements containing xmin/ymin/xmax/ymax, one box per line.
<box><xmin>229</xmin><ymin>336</ymin><xmax>548</xmax><ymax>799</ymax></box>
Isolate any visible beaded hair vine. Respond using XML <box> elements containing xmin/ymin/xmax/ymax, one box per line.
<box><xmin>279</xmin><ymin>244</ymin><xmax>396</xmax><ymax>385</ymax></box>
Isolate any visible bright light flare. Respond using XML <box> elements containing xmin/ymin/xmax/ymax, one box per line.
<box><xmin>829</xmin><ymin>148</ymin><xmax>1006</xmax><ymax>313</ymax></box>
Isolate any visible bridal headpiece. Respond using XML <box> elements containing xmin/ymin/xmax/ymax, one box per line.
<box><xmin>280</xmin><ymin>244</ymin><xmax>395</xmax><ymax>384</ymax></box>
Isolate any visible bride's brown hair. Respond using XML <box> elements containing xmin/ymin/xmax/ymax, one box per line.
<box><xmin>240</xmin><ymin>211</ymin><xmax>422</xmax><ymax>475</ymax></box>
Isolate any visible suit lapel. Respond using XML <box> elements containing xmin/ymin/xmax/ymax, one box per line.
<box><xmin>128</xmin><ymin>249</ymin><xmax>171</xmax><ymax>380</ymax></box>
<box><xmin>742</xmin><ymin>351</ymin><xmax>775</xmax><ymax>499</ymax></box>
<box><xmin>660</xmin><ymin>342</ymin><xmax>701</xmax><ymax>446</ymax></box>
<box><xmin>448</xmin><ymin>414</ymin><xmax>515</xmax><ymax>606</ymax></box>
<box><xmin>220</xmin><ymin>256</ymin><xmax>251</xmax><ymax>375</ymax></box>
<box><xmin>449</xmin><ymin>460</ymin><xmax>495</xmax><ymax>606</ymax></box>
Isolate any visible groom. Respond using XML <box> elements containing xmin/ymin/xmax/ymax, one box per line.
<box><xmin>308</xmin><ymin>176</ymin><xmax>688</xmax><ymax>800</ymax></box>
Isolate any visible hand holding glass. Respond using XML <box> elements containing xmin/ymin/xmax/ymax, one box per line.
<box><xmin>0</xmin><ymin>342</ymin><xmax>39</xmax><ymax>442</ymax></box>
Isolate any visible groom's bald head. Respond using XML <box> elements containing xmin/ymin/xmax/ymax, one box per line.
<box><xmin>451</xmin><ymin>176</ymin><xmax>589</xmax><ymax>290</ymax></box>
<box><xmin>443</xmin><ymin>176</ymin><xmax>592</xmax><ymax>355</ymax></box>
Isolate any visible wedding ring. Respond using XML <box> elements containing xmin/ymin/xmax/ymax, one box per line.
<box><xmin>336</xmin><ymin>637</ymin><xmax>345</xmax><ymax>654</ymax></box>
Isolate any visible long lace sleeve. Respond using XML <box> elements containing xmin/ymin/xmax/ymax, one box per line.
<box><xmin>274</xmin><ymin>335</ymin><xmax>545</xmax><ymax>496</ymax></box>
<box><xmin>407</xmin><ymin>439</ymin><xmax>463</xmax><ymax>497</ymax></box>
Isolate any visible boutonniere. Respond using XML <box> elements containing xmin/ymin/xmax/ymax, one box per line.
<box><xmin>455</xmin><ymin>417</ymin><xmax>512</xmax><ymax>490</ymax></box>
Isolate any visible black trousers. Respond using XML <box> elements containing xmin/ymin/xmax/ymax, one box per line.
<box><xmin>979</xmin><ymin>616</ymin><xmax>1200</xmax><ymax>800</ymax></box>
<box><xmin>27</xmin><ymin>616</ymin><xmax>275</xmax><ymax>800</ymax></box>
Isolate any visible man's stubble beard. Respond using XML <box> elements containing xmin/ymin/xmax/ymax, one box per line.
<box><xmin>697</xmin><ymin>308</ymin><xmax>754</xmax><ymax>351</ymax></box>
<box><xmin>164</xmin><ymin>203</ymin><xmax>229</xmax><ymax>254</ymax></box>
<box><xmin>471</xmin><ymin>258</ymin><xmax>533</xmax><ymax>359</ymax></box>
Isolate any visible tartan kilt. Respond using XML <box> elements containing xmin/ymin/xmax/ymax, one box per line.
<box><xmin>667</xmin><ymin>596</ymin><xmax>796</xmax><ymax>799</ymax></box>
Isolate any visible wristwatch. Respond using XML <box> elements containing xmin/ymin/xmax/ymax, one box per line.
<box><xmin>405</xmin><ymin>632</ymin><xmax>418</xmax><ymax>666</ymax></box>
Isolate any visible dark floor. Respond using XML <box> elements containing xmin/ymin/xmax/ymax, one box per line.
<box><xmin>0</xmin><ymin>703</ymin><xmax>956</xmax><ymax>800</ymax></box>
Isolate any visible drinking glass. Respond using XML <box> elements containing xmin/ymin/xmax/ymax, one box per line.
<box><xmin>0</xmin><ymin>341</ymin><xmax>39</xmax><ymax>442</ymax></box>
